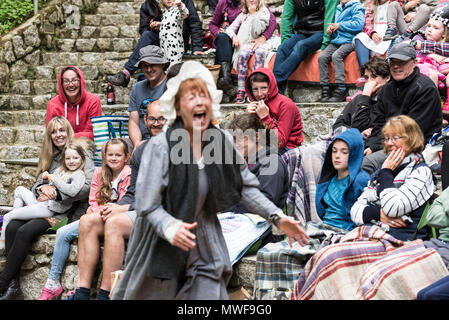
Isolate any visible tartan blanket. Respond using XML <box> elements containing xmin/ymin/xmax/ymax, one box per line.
<box><xmin>293</xmin><ymin>226</ymin><xmax>449</xmax><ymax>300</ymax></box>
<box><xmin>253</xmin><ymin>221</ymin><xmax>347</xmax><ymax>300</ymax></box>
<box><xmin>282</xmin><ymin>127</ymin><xmax>346</xmax><ymax>225</ymax></box>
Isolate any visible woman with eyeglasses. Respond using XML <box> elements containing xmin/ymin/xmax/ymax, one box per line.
<box><xmin>46</xmin><ymin>66</ymin><xmax>102</xmax><ymax>140</ymax></box>
<box><xmin>350</xmin><ymin>115</ymin><xmax>436</xmax><ymax>241</ymax></box>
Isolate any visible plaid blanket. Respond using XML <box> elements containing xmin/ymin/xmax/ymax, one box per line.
<box><xmin>253</xmin><ymin>221</ymin><xmax>347</xmax><ymax>300</ymax></box>
<box><xmin>293</xmin><ymin>226</ymin><xmax>449</xmax><ymax>300</ymax></box>
<box><xmin>282</xmin><ymin>128</ymin><xmax>345</xmax><ymax>225</ymax></box>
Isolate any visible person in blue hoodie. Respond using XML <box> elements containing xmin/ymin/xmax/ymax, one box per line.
<box><xmin>315</xmin><ymin>128</ymin><xmax>370</xmax><ymax>230</ymax></box>
<box><xmin>318</xmin><ymin>0</ymin><xmax>365</xmax><ymax>102</ymax></box>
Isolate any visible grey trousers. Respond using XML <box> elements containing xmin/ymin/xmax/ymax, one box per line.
<box><xmin>361</xmin><ymin>149</ymin><xmax>388</xmax><ymax>175</ymax></box>
<box><xmin>387</xmin><ymin>2</ymin><xmax>433</xmax><ymax>33</ymax></box>
<box><xmin>318</xmin><ymin>43</ymin><xmax>354</xmax><ymax>85</ymax></box>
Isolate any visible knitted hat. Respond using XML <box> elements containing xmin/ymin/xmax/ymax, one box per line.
<box><xmin>430</xmin><ymin>2</ymin><xmax>449</xmax><ymax>28</ymax></box>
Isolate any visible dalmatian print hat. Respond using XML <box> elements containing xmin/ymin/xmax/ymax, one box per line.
<box><xmin>431</xmin><ymin>2</ymin><xmax>449</xmax><ymax>28</ymax></box>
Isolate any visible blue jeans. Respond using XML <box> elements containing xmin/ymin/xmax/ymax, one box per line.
<box><xmin>354</xmin><ymin>39</ymin><xmax>370</xmax><ymax>69</ymax></box>
<box><xmin>124</xmin><ymin>30</ymin><xmax>160</xmax><ymax>74</ymax></box>
<box><xmin>48</xmin><ymin>220</ymin><xmax>79</xmax><ymax>281</ymax></box>
<box><xmin>417</xmin><ymin>275</ymin><xmax>449</xmax><ymax>300</ymax></box>
<box><xmin>214</xmin><ymin>32</ymin><xmax>233</xmax><ymax>64</ymax></box>
<box><xmin>273</xmin><ymin>32</ymin><xmax>324</xmax><ymax>94</ymax></box>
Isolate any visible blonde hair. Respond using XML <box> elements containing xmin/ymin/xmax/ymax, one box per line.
<box><xmin>60</xmin><ymin>143</ymin><xmax>86</xmax><ymax>172</ymax></box>
<box><xmin>97</xmin><ymin>138</ymin><xmax>130</xmax><ymax>205</ymax></box>
<box><xmin>382</xmin><ymin>115</ymin><xmax>425</xmax><ymax>154</ymax></box>
<box><xmin>241</xmin><ymin>0</ymin><xmax>266</xmax><ymax>14</ymax></box>
<box><xmin>37</xmin><ymin>116</ymin><xmax>74</xmax><ymax>177</ymax></box>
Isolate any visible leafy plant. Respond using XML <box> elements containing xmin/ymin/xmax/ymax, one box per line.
<box><xmin>0</xmin><ymin>0</ymin><xmax>48</xmax><ymax>36</ymax></box>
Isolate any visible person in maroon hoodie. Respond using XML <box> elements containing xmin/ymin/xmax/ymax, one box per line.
<box><xmin>46</xmin><ymin>66</ymin><xmax>102</xmax><ymax>140</ymax></box>
<box><xmin>244</xmin><ymin>68</ymin><xmax>303</xmax><ymax>152</ymax></box>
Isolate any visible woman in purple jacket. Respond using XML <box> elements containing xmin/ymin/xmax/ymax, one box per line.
<box><xmin>210</xmin><ymin>0</ymin><xmax>277</xmax><ymax>91</ymax></box>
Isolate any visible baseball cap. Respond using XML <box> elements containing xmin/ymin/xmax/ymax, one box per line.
<box><xmin>388</xmin><ymin>42</ymin><xmax>416</xmax><ymax>62</ymax></box>
<box><xmin>134</xmin><ymin>45</ymin><xmax>170</xmax><ymax>67</ymax></box>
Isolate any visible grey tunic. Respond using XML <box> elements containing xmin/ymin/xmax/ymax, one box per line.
<box><xmin>112</xmin><ymin>131</ymin><xmax>286</xmax><ymax>300</ymax></box>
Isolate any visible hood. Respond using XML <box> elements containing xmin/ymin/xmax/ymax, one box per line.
<box><xmin>244</xmin><ymin>67</ymin><xmax>279</xmax><ymax>103</ymax></box>
<box><xmin>57</xmin><ymin>65</ymin><xmax>87</xmax><ymax>106</ymax></box>
<box><xmin>318</xmin><ymin>128</ymin><xmax>365</xmax><ymax>185</ymax></box>
<box><xmin>338</xmin><ymin>0</ymin><xmax>360</xmax><ymax>10</ymax></box>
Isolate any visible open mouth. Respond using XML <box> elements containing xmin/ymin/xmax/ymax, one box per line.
<box><xmin>193</xmin><ymin>112</ymin><xmax>206</xmax><ymax>125</ymax></box>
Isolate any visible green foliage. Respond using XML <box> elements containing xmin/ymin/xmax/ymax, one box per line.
<box><xmin>0</xmin><ymin>0</ymin><xmax>48</xmax><ymax>36</ymax></box>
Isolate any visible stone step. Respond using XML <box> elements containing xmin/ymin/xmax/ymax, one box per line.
<box><xmin>82</xmin><ymin>14</ymin><xmax>140</xmax><ymax>27</ymax></box>
<box><xmin>96</xmin><ymin>1</ymin><xmax>142</xmax><ymax>15</ymax></box>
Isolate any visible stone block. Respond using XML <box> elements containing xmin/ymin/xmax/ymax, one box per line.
<box><xmin>33</xmin><ymin>80</ymin><xmax>55</xmax><ymax>95</ymax></box>
<box><xmin>10</xmin><ymin>60</ymin><xmax>29</xmax><ymax>81</ymax></box>
<box><xmin>24</xmin><ymin>50</ymin><xmax>41</xmax><ymax>65</ymax></box>
<box><xmin>59</xmin><ymin>52</ymin><xmax>79</xmax><ymax>65</ymax></box>
<box><xmin>35</xmin><ymin>66</ymin><xmax>54</xmax><ymax>80</ymax></box>
<box><xmin>123</xmin><ymin>14</ymin><xmax>140</xmax><ymax>25</ymax></box>
<box><xmin>102</xmin><ymin>14</ymin><xmax>124</xmax><ymax>26</ymax></box>
<box><xmin>21</xmin><ymin>266</ymin><xmax>49</xmax><ymax>300</ymax></box>
<box><xmin>112</xmin><ymin>38</ymin><xmax>135</xmax><ymax>52</ymax></box>
<box><xmin>0</xmin><ymin>64</ymin><xmax>9</xmax><ymax>93</ymax></box>
<box><xmin>0</xmin><ymin>128</ymin><xmax>16</xmax><ymax>144</ymax></box>
<box><xmin>100</xmin><ymin>26</ymin><xmax>120</xmax><ymax>38</ymax></box>
<box><xmin>3</xmin><ymin>41</ymin><xmax>16</xmax><ymax>64</ymax></box>
<box><xmin>12</xmin><ymin>36</ymin><xmax>26</xmax><ymax>59</ymax></box>
<box><xmin>84</xmin><ymin>14</ymin><xmax>102</xmax><ymax>26</ymax></box>
<box><xmin>80</xmin><ymin>52</ymin><xmax>103</xmax><ymax>65</ymax></box>
<box><xmin>12</xmin><ymin>80</ymin><xmax>31</xmax><ymax>95</ymax></box>
<box><xmin>101</xmin><ymin>59</ymin><xmax>126</xmax><ymax>75</ymax></box>
<box><xmin>97</xmin><ymin>2</ymin><xmax>135</xmax><ymax>14</ymax></box>
<box><xmin>23</xmin><ymin>25</ymin><xmax>41</xmax><ymax>48</ymax></box>
<box><xmin>32</xmin><ymin>94</ymin><xmax>53</xmax><ymax>109</ymax></box>
<box><xmin>0</xmin><ymin>95</ymin><xmax>10</xmax><ymax>109</ymax></box>
<box><xmin>10</xmin><ymin>95</ymin><xmax>31</xmax><ymax>110</ymax></box>
<box><xmin>80</xmin><ymin>26</ymin><xmax>97</xmax><ymax>38</ymax></box>
<box><xmin>58</xmin><ymin>39</ymin><xmax>76</xmax><ymax>52</ymax></box>
<box><xmin>16</xmin><ymin>128</ymin><xmax>39</xmax><ymax>144</ymax></box>
<box><xmin>96</xmin><ymin>38</ymin><xmax>112</xmax><ymax>51</ymax></box>
<box><xmin>42</xmin><ymin>52</ymin><xmax>61</xmax><ymax>67</ymax></box>
<box><xmin>120</xmin><ymin>26</ymin><xmax>138</xmax><ymax>38</ymax></box>
<box><xmin>75</xmin><ymin>39</ymin><xmax>96</xmax><ymax>51</ymax></box>
<box><xmin>79</xmin><ymin>65</ymin><xmax>99</xmax><ymax>80</ymax></box>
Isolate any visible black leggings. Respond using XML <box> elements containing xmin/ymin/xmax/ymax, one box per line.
<box><xmin>442</xmin><ymin>141</ymin><xmax>449</xmax><ymax>191</ymax></box>
<box><xmin>0</xmin><ymin>218</ymin><xmax>50</xmax><ymax>283</ymax></box>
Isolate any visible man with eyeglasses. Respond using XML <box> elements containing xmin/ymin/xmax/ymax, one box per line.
<box><xmin>361</xmin><ymin>41</ymin><xmax>442</xmax><ymax>174</ymax></box>
<box><xmin>127</xmin><ymin>45</ymin><xmax>169</xmax><ymax>151</ymax></box>
<box><xmin>46</xmin><ymin>66</ymin><xmax>102</xmax><ymax>140</ymax></box>
<box><xmin>70</xmin><ymin>100</ymin><xmax>165</xmax><ymax>300</ymax></box>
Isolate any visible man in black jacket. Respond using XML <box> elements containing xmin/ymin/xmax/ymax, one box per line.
<box><xmin>107</xmin><ymin>0</ymin><xmax>205</xmax><ymax>87</ymax></box>
<box><xmin>361</xmin><ymin>42</ymin><xmax>443</xmax><ymax>174</ymax></box>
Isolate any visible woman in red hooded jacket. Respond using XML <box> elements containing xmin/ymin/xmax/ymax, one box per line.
<box><xmin>244</xmin><ymin>67</ymin><xmax>304</xmax><ymax>151</ymax></box>
<box><xmin>46</xmin><ymin>66</ymin><xmax>102</xmax><ymax>140</ymax></box>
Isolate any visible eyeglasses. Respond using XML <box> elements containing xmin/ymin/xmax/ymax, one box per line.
<box><xmin>383</xmin><ymin>136</ymin><xmax>404</xmax><ymax>143</ymax></box>
<box><xmin>146</xmin><ymin>116</ymin><xmax>167</xmax><ymax>124</ymax></box>
<box><xmin>62</xmin><ymin>78</ymin><xmax>80</xmax><ymax>86</ymax></box>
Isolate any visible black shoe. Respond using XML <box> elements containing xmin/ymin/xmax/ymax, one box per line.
<box><xmin>320</xmin><ymin>87</ymin><xmax>332</xmax><ymax>102</ymax></box>
<box><xmin>106</xmin><ymin>71</ymin><xmax>130</xmax><ymax>87</ymax></box>
<box><xmin>328</xmin><ymin>88</ymin><xmax>348</xmax><ymax>102</ymax></box>
<box><xmin>217</xmin><ymin>62</ymin><xmax>233</xmax><ymax>91</ymax></box>
<box><xmin>383</xmin><ymin>27</ymin><xmax>398</xmax><ymax>41</ymax></box>
<box><xmin>0</xmin><ymin>279</ymin><xmax>24</xmax><ymax>300</ymax></box>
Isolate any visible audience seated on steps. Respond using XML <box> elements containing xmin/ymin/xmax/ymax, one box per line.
<box><xmin>210</xmin><ymin>0</ymin><xmax>277</xmax><ymax>92</ymax></box>
<box><xmin>220</xmin><ymin>113</ymin><xmax>289</xmax><ymax>262</ymax></box>
<box><xmin>244</xmin><ymin>68</ymin><xmax>304</xmax><ymax>152</ymax></box>
<box><xmin>46</xmin><ymin>66</ymin><xmax>102</xmax><ymax>141</ymax></box>
<box><xmin>0</xmin><ymin>118</ymin><xmax>95</xmax><ymax>301</ymax></box>
<box><xmin>127</xmin><ymin>45</ymin><xmax>169</xmax><ymax>152</ymax></box>
<box><xmin>318</xmin><ymin>0</ymin><xmax>365</xmax><ymax>103</ymax></box>
<box><xmin>68</xmin><ymin>138</ymin><xmax>131</xmax><ymax>301</ymax></box>
<box><xmin>224</xmin><ymin>0</ymin><xmax>279</xmax><ymax>103</ymax></box>
<box><xmin>253</xmin><ymin>128</ymin><xmax>369</xmax><ymax>299</ymax></box>
<box><xmin>68</xmin><ymin>102</ymin><xmax>166</xmax><ymax>301</ymax></box>
<box><xmin>352</xmin><ymin>115</ymin><xmax>436</xmax><ymax>241</ymax></box>
<box><xmin>362</xmin><ymin>41</ymin><xmax>442</xmax><ymax>175</ymax></box>
<box><xmin>273</xmin><ymin>0</ymin><xmax>338</xmax><ymax>95</ymax></box>
<box><xmin>107</xmin><ymin>0</ymin><xmax>205</xmax><ymax>87</ymax></box>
